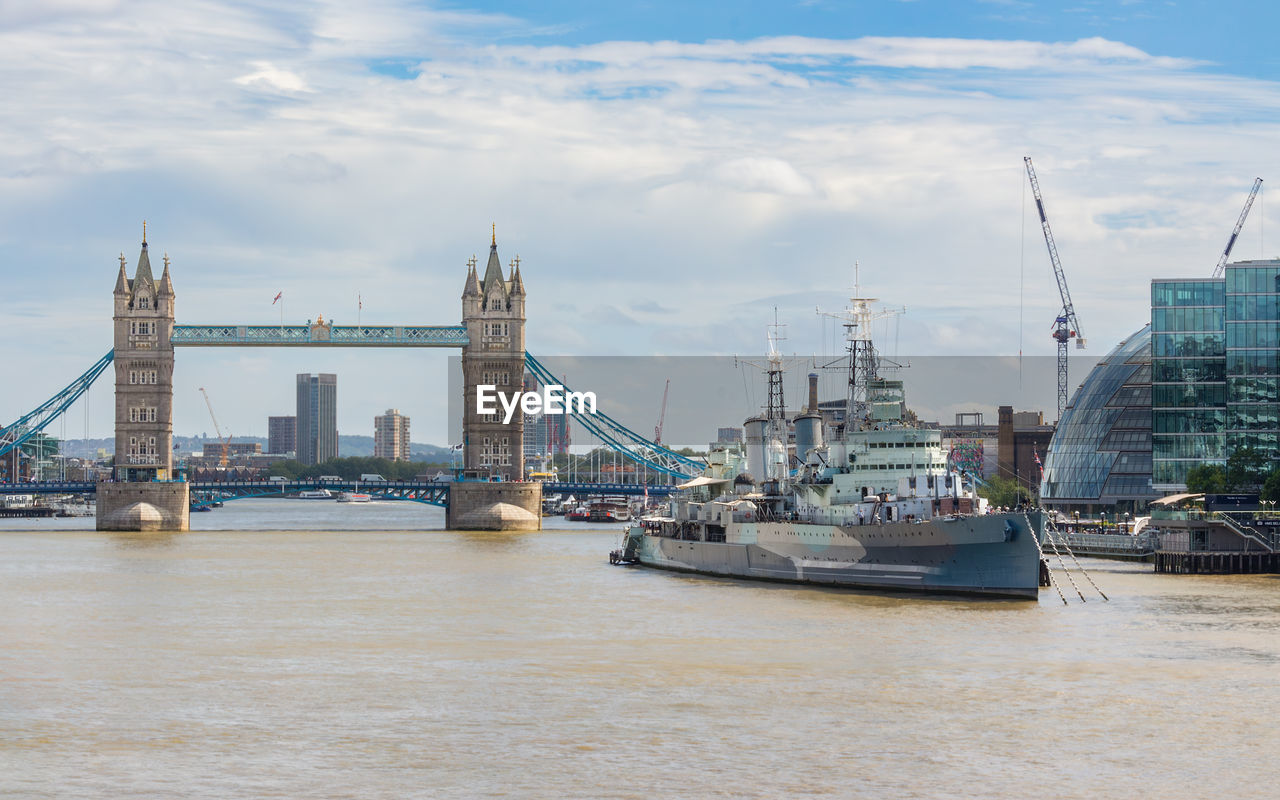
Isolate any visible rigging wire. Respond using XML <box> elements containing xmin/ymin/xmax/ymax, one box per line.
<box><xmin>1019</xmin><ymin>163</ymin><xmax>1026</xmax><ymax>397</ymax></box>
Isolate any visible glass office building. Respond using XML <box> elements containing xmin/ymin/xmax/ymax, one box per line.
<box><xmin>1151</xmin><ymin>278</ymin><xmax>1226</xmax><ymax>489</ymax></box>
<box><xmin>1040</xmin><ymin>259</ymin><xmax>1280</xmax><ymax>508</ymax></box>
<box><xmin>1040</xmin><ymin>325</ymin><xmax>1156</xmax><ymax>513</ymax></box>
<box><xmin>1150</xmin><ymin>260</ymin><xmax>1280</xmax><ymax>490</ymax></box>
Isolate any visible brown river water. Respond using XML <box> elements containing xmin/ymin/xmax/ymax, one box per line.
<box><xmin>2</xmin><ymin>499</ymin><xmax>1278</xmax><ymax>798</ymax></box>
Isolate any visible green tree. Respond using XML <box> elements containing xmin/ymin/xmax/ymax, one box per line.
<box><xmin>977</xmin><ymin>476</ymin><xmax>1031</xmax><ymax>509</ymax></box>
<box><xmin>1184</xmin><ymin>463</ymin><xmax>1227</xmax><ymax>493</ymax></box>
<box><xmin>1261</xmin><ymin>469</ymin><xmax>1280</xmax><ymax>503</ymax></box>
<box><xmin>1226</xmin><ymin>447</ymin><xmax>1269</xmax><ymax>490</ymax></box>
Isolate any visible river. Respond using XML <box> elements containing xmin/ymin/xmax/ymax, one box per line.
<box><xmin>2</xmin><ymin>499</ymin><xmax>1278</xmax><ymax>798</ymax></box>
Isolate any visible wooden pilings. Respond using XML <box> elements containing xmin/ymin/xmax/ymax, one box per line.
<box><xmin>1153</xmin><ymin>551</ymin><xmax>1280</xmax><ymax>574</ymax></box>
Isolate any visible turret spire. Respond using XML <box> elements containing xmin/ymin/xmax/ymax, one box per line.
<box><xmin>159</xmin><ymin>252</ymin><xmax>174</xmax><ymax>296</ymax></box>
<box><xmin>462</xmin><ymin>255</ymin><xmax>481</xmax><ymax>298</ymax></box>
<box><xmin>114</xmin><ymin>252</ymin><xmax>129</xmax><ymax>295</ymax></box>
<box><xmin>481</xmin><ymin>229</ymin><xmax>506</xmax><ymax>293</ymax></box>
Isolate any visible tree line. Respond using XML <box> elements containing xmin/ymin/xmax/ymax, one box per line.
<box><xmin>1184</xmin><ymin>447</ymin><xmax>1280</xmax><ymax>501</ymax></box>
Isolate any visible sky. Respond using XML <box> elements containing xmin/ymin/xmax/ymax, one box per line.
<box><xmin>3</xmin><ymin>0</ymin><xmax>1280</xmax><ymax>447</ymax></box>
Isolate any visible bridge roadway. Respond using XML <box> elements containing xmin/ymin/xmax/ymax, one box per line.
<box><xmin>0</xmin><ymin>480</ymin><xmax>679</xmax><ymax>509</ymax></box>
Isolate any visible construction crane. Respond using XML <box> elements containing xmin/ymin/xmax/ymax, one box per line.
<box><xmin>1212</xmin><ymin>178</ymin><xmax>1263</xmax><ymax>278</ymax></box>
<box><xmin>1024</xmin><ymin>156</ymin><xmax>1085</xmax><ymax>422</ymax></box>
<box><xmin>654</xmin><ymin>379</ymin><xmax>670</xmax><ymax>445</ymax></box>
<box><xmin>198</xmin><ymin>387</ymin><xmax>232</xmax><ymax>468</ymax></box>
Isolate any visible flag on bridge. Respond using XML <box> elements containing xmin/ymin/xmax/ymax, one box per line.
<box><xmin>272</xmin><ymin>291</ymin><xmax>283</xmax><ymax>305</ymax></box>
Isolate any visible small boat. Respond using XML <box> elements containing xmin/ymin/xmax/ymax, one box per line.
<box><xmin>336</xmin><ymin>492</ymin><xmax>371</xmax><ymax>503</ymax></box>
<box><xmin>296</xmin><ymin>489</ymin><xmax>333</xmax><ymax>499</ymax></box>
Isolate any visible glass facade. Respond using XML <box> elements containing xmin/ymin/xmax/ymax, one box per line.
<box><xmin>1040</xmin><ymin>325</ymin><xmax>1156</xmax><ymax>511</ymax></box>
<box><xmin>1042</xmin><ymin>260</ymin><xmax>1280</xmax><ymax>506</ymax></box>
<box><xmin>1149</xmin><ymin>261</ymin><xmax>1280</xmax><ymax>490</ymax></box>
<box><xmin>1225</xmin><ymin>262</ymin><xmax>1280</xmax><ymax>463</ymax></box>
<box><xmin>1151</xmin><ymin>278</ymin><xmax>1226</xmax><ymax>488</ymax></box>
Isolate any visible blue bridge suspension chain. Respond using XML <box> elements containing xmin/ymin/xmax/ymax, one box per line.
<box><xmin>524</xmin><ymin>353</ymin><xmax>704</xmax><ymax>479</ymax></box>
<box><xmin>1</xmin><ymin>350</ymin><xmax>114</xmax><ymax>460</ymax></box>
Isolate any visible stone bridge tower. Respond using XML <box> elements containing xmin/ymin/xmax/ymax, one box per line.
<box><xmin>460</xmin><ymin>229</ymin><xmax>526</xmax><ymax>481</ymax></box>
<box><xmin>99</xmin><ymin>226</ymin><xmax>188</xmax><ymax>531</ymax></box>
<box><xmin>112</xmin><ymin>227</ymin><xmax>176</xmax><ymax>481</ymax></box>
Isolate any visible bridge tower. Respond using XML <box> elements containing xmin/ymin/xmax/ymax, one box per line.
<box><xmin>460</xmin><ymin>228</ymin><xmax>526</xmax><ymax>481</ymax></box>
<box><xmin>98</xmin><ymin>225</ymin><xmax>188</xmax><ymax>531</ymax></box>
<box><xmin>112</xmin><ymin>227</ymin><xmax>175</xmax><ymax>480</ymax></box>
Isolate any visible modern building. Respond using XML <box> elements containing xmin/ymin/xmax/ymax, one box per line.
<box><xmin>296</xmin><ymin>373</ymin><xmax>338</xmax><ymax>466</ymax></box>
<box><xmin>374</xmin><ymin>408</ymin><xmax>411</xmax><ymax>461</ymax></box>
<box><xmin>1152</xmin><ymin>260</ymin><xmax>1280</xmax><ymax>490</ymax></box>
<box><xmin>267</xmin><ymin>415</ymin><xmax>296</xmax><ymax>456</ymax></box>
<box><xmin>1040</xmin><ymin>325</ymin><xmax>1157</xmax><ymax>515</ymax></box>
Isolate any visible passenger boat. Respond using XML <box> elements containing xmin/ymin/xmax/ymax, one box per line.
<box><xmin>336</xmin><ymin>492</ymin><xmax>371</xmax><ymax>503</ymax></box>
<box><xmin>296</xmin><ymin>489</ymin><xmax>333</xmax><ymax>499</ymax></box>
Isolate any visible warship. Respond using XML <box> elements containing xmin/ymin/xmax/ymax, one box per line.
<box><xmin>612</xmin><ymin>285</ymin><xmax>1045</xmax><ymax>599</ymax></box>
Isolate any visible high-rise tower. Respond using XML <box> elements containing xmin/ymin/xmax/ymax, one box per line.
<box><xmin>112</xmin><ymin>224</ymin><xmax>175</xmax><ymax>481</ymax></box>
<box><xmin>460</xmin><ymin>228</ymin><xmax>526</xmax><ymax>480</ymax></box>
<box><xmin>296</xmin><ymin>373</ymin><xmax>338</xmax><ymax>466</ymax></box>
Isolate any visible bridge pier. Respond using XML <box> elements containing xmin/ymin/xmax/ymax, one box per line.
<box><xmin>97</xmin><ymin>480</ymin><xmax>190</xmax><ymax>531</ymax></box>
<box><xmin>446</xmin><ymin>481</ymin><xmax>541</xmax><ymax>531</ymax></box>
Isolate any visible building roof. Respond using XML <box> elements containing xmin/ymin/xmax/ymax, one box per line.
<box><xmin>1148</xmin><ymin>492</ymin><xmax>1205</xmax><ymax>507</ymax></box>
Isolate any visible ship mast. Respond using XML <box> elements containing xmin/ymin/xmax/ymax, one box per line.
<box><xmin>818</xmin><ymin>264</ymin><xmax>904</xmax><ymax>433</ymax></box>
<box><xmin>765</xmin><ymin>311</ymin><xmax>787</xmax><ymax>459</ymax></box>
<box><xmin>737</xmin><ymin>310</ymin><xmax>790</xmax><ymax>482</ymax></box>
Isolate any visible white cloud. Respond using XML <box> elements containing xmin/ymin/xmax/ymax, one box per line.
<box><xmin>234</xmin><ymin>60</ymin><xmax>312</xmax><ymax>92</ymax></box>
<box><xmin>0</xmin><ymin>3</ymin><xmax>1274</xmax><ymax>442</ymax></box>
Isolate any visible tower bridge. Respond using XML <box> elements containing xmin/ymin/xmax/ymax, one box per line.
<box><xmin>1</xmin><ymin>227</ymin><xmax>703</xmax><ymax>531</ymax></box>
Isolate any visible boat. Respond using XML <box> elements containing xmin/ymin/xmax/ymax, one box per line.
<box><xmin>610</xmin><ymin>285</ymin><xmax>1045</xmax><ymax>600</ymax></box>
<box><xmin>336</xmin><ymin>492</ymin><xmax>371</xmax><ymax>503</ymax></box>
<box><xmin>296</xmin><ymin>489</ymin><xmax>333</xmax><ymax>499</ymax></box>
<box><xmin>587</xmin><ymin>497</ymin><xmax>631</xmax><ymax>522</ymax></box>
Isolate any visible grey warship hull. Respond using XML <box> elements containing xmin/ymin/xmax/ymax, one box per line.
<box><xmin>625</xmin><ymin>510</ymin><xmax>1044</xmax><ymax>600</ymax></box>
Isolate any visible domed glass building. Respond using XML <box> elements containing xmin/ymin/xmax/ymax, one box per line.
<box><xmin>1039</xmin><ymin>325</ymin><xmax>1160</xmax><ymax>514</ymax></box>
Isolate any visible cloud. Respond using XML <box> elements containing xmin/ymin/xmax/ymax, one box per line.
<box><xmin>234</xmin><ymin>60</ymin><xmax>312</xmax><ymax>93</ymax></box>
<box><xmin>0</xmin><ymin>3</ymin><xmax>1272</xmax><ymax>443</ymax></box>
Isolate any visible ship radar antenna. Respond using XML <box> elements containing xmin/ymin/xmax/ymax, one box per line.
<box><xmin>816</xmin><ymin>264</ymin><xmax>904</xmax><ymax>433</ymax></box>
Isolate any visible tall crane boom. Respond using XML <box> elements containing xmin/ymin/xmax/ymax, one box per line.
<box><xmin>198</xmin><ymin>387</ymin><xmax>232</xmax><ymax>468</ymax></box>
<box><xmin>654</xmin><ymin>379</ymin><xmax>670</xmax><ymax>445</ymax></box>
<box><xmin>1024</xmin><ymin>156</ymin><xmax>1086</xmax><ymax>421</ymax></box>
<box><xmin>1212</xmin><ymin>178</ymin><xmax>1263</xmax><ymax>278</ymax></box>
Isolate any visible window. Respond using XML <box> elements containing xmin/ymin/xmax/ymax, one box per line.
<box><xmin>138</xmin><ymin>296</ymin><xmax>150</xmax><ymax>310</ymax></box>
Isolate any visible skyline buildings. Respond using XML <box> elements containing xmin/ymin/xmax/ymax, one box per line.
<box><xmin>296</xmin><ymin>373</ymin><xmax>338</xmax><ymax>466</ymax></box>
<box><xmin>373</xmin><ymin>409</ymin><xmax>411</xmax><ymax>461</ymax></box>
<box><xmin>267</xmin><ymin>415</ymin><xmax>296</xmax><ymax>457</ymax></box>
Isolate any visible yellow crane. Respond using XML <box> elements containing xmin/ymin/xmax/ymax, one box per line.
<box><xmin>198</xmin><ymin>387</ymin><xmax>232</xmax><ymax>468</ymax></box>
